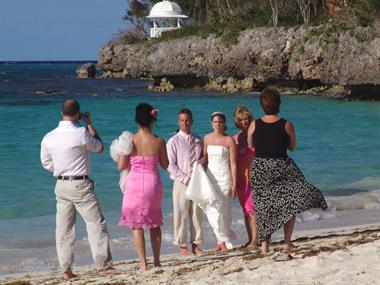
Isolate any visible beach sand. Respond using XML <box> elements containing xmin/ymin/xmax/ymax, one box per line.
<box><xmin>2</xmin><ymin>223</ymin><xmax>380</xmax><ymax>285</ymax></box>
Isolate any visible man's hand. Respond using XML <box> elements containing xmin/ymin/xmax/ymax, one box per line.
<box><xmin>82</xmin><ymin>112</ymin><xmax>103</xmax><ymax>152</ymax></box>
<box><xmin>81</xmin><ymin>112</ymin><xmax>93</xmax><ymax>126</ymax></box>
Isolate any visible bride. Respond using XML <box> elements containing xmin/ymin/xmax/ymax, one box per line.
<box><xmin>198</xmin><ymin>111</ymin><xmax>237</xmax><ymax>251</ymax></box>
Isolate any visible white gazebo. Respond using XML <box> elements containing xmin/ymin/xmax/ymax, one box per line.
<box><xmin>146</xmin><ymin>0</ymin><xmax>188</xmax><ymax>38</ymax></box>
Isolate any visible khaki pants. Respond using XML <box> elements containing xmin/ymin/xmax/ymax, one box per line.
<box><xmin>173</xmin><ymin>181</ymin><xmax>203</xmax><ymax>247</ymax></box>
<box><xmin>55</xmin><ymin>179</ymin><xmax>112</xmax><ymax>272</ymax></box>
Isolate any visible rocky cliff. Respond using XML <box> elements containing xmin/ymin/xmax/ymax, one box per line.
<box><xmin>97</xmin><ymin>25</ymin><xmax>380</xmax><ymax>99</ymax></box>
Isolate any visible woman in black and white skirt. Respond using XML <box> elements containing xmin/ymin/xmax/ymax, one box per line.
<box><xmin>248</xmin><ymin>88</ymin><xmax>327</xmax><ymax>254</ymax></box>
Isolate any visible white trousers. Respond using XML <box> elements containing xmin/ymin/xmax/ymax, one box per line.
<box><xmin>172</xmin><ymin>181</ymin><xmax>203</xmax><ymax>247</ymax></box>
<box><xmin>54</xmin><ymin>179</ymin><xmax>112</xmax><ymax>272</ymax></box>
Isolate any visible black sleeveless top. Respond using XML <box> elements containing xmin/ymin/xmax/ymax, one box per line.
<box><xmin>253</xmin><ymin>118</ymin><xmax>289</xmax><ymax>158</ymax></box>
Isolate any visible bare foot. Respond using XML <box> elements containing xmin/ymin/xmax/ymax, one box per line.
<box><xmin>180</xmin><ymin>247</ymin><xmax>193</xmax><ymax>256</ymax></box>
<box><xmin>243</xmin><ymin>242</ymin><xmax>258</xmax><ymax>249</ymax></box>
<box><xmin>219</xmin><ymin>242</ymin><xmax>228</xmax><ymax>251</ymax></box>
<box><xmin>154</xmin><ymin>262</ymin><xmax>162</xmax><ymax>268</ymax></box>
<box><xmin>140</xmin><ymin>264</ymin><xmax>148</xmax><ymax>272</ymax></box>
<box><xmin>63</xmin><ymin>271</ymin><xmax>76</xmax><ymax>280</ymax></box>
<box><xmin>283</xmin><ymin>242</ymin><xmax>296</xmax><ymax>253</ymax></box>
<box><xmin>261</xmin><ymin>244</ymin><xmax>269</xmax><ymax>255</ymax></box>
<box><xmin>192</xmin><ymin>244</ymin><xmax>203</xmax><ymax>254</ymax></box>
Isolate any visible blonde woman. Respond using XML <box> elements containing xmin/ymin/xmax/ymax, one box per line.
<box><xmin>233</xmin><ymin>106</ymin><xmax>258</xmax><ymax>248</ymax></box>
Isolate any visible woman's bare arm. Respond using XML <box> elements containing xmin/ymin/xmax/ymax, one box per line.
<box><xmin>118</xmin><ymin>155</ymin><xmax>130</xmax><ymax>171</ymax></box>
<box><xmin>198</xmin><ymin>134</ymin><xmax>209</xmax><ymax>165</ymax></box>
<box><xmin>159</xmin><ymin>138</ymin><xmax>169</xmax><ymax>169</ymax></box>
<box><xmin>228</xmin><ymin>136</ymin><xmax>238</xmax><ymax>199</ymax></box>
<box><xmin>247</xmin><ymin>120</ymin><xmax>256</xmax><ymax>148</ymax></box>
<box><xmin>285</xmin><ymin>120</ymin><xmax>296</xmax><ymax>151</ymax></box>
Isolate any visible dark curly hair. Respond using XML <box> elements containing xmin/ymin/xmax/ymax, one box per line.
<box><xmin>135</xmin><ymin>103</ymin><xmax>157</xmax><ymax>128</ymax></box>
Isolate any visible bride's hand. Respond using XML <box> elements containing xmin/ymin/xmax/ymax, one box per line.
<box><xmin>197</xmin><ymin>157</ymin><xmax>206</xmax><ymax>165</ymax></box>
<box><xmin>229</xmin><ymin>186</ymin><xmax>237</xmax><ymax>199</ymax></box>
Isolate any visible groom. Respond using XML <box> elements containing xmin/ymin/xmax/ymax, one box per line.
<box><xmin>167</xmin><ymin>108</ymin><xmax>204</xmax><ymax>256</ymax></box>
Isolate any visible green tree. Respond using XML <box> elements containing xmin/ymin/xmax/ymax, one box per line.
<box><xmin>123</xmin><ymin>0</ymin><xmax>150</xmax><ymax>37</ymax></box>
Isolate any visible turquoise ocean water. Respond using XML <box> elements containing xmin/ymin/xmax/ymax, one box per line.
<box><xmin>0</xmin><ymin>62</ymin><xmax>379</xmax><ymax>275</ymax></box>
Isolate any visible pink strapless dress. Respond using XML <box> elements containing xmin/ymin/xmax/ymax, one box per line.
<box><xmin>119</xmin><ymin>156</ymin><xmax>163</xmax><ymax>229</ymax></box>
<box><xmin>236</xmin><ymin>145</ymin><xmax>256</xmax><ymax>216</ymax></box>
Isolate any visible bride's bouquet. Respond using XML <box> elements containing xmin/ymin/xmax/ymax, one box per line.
<box><xmin>110</xmin><ymin>131</ymin><xmax>133</xmax><ymax>193</ymax></box>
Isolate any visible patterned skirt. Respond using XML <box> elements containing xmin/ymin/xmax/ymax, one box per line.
<box><xmin>249</xmin><ymin>156</ymin><xmax>328</xmax><ymax>242</ymax></box>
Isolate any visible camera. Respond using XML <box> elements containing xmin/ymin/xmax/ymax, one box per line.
<box><xmin>80</xmin><ymin>112</ymin><xmax>89</xmax><ymax>120</ymax></box>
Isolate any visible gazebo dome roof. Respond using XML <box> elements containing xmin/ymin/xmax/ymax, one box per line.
<box><xmin>147</xmin><ymin>0</ymin><xmax>188</xmax><ymax>18</ymax></box>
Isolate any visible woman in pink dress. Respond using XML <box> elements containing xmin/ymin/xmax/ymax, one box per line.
<box><xmin>233</xmin><ymin>106</ymin><xmax>258</xmax><ymax>248</ymax></box>
<box><xmin>118</xmin><ymin>103</ymin><xmax>169</xmax><ymax>271</ymax></box>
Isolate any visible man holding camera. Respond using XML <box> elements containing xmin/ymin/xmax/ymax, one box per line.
<box><xmin>40</xmin><ymin>99</ymin><xmax>113</xmax><ymax>280</ymax></box>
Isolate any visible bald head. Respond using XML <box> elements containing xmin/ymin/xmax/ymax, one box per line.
<box><xmin>62</xmin><ymin>99</ymin><xmax>80</xmax><ymax>117</ymax></box>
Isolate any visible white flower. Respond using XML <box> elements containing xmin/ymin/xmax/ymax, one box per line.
<box><xmin>193</xmin><ymin>137</ymin><xmax>201</xmax><ymax>144</ymax></box>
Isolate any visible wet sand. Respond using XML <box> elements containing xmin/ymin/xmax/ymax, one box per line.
<box><xmin>2</xmin><ymin>223</ymin><xmax>380</xmax><ymax>285</ymax></box>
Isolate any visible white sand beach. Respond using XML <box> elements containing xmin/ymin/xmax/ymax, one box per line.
<box><xmin>2</xmin><ymin>223</ymin><xmax>380</xmax><ymax>285</ymax></box>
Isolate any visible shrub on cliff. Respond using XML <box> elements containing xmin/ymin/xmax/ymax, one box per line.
<box><xmin>108</xmin><ymin>28</ymin><xmax>147</xmax><ymax>45</ymax></box>
<box><xmin>354</xmin><ymin>0</ymin><xmax>380</xmax><ymax>26</ymax></box>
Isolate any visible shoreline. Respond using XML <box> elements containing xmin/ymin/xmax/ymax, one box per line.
<box><xmin>3</xmin><ymin>222</ymin><xmax>380</xmax><ymax>284</ymax></box>
<box><xmin>1</xmin><ymin>201</ymin><xmax>380</xmax><ymax>278</ymax></box>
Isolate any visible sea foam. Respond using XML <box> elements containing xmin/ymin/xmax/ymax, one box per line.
<box><xmin>326</xmin><ymin>189</ymin><xmax>380</xmax><ymax>211</ymax></box>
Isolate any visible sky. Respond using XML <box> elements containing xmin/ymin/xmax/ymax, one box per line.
<box><xmin>0</xmin><ymin>0</ymin><xmax>128</xmax><ymax>61</ymax></box>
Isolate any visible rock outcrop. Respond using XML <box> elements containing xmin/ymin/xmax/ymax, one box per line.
<box><xmin>76</xmin><ymin>63</ymin><xmax>97</xmax><ymax>78</ymax></box>
<box><xmin>97</xmin><ymin>25</ymin><xmax>380</xmax><ymax>98</ymax></box>
<box><xmin>148</xmin><ymin>77</ymin><xmax>174</xmax><ymax>92</ymax></box>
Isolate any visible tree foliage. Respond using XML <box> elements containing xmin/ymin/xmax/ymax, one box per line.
<box><xmin>146</xmin><ymin>0</ymin><xmax>328</xmax><ymax>26</ymax></box>
<box><xmin>122</xmin><ymin>0</ymin><xmax>380</xmax><ymax>43</ymax></box>
<box><xmin>123</xmin><ymin>0</ymin><xmax>150</xmax><ymax>36</ymax></box>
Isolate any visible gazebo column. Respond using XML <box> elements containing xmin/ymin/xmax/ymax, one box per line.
<box><xmin>177</xmin><ymin>18</ymin><xmax>181</xmax><ymax>28</ymax></box>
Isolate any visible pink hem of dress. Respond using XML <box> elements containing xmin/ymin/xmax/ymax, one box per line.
<box><xmin>118</xmin><ymin>220</ymin><xmax>163</xmax><ymax>230</ymax></box>
<box><xmin>119</xmin><ymin>207</ymin><xmax>163</xmax><ymax>230</ymax></box>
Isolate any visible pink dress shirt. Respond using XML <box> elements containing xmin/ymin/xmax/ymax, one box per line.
<box><xmin>166</xmin><ymin>130</ymin><xmax>203</xmax><ymax>185</ymax></box>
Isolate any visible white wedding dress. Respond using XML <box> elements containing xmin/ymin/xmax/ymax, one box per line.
<box><xmin>110</xmin><ymin>131</ymin><xmax>133</xmax><ymax>192</ymax></box>
<box><xmin>186</xmin><ymin>145</ymin><xmax>236</xmax><ymax>248</ymax></box>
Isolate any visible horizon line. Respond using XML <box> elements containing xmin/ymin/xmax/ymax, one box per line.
<box><xmin>0</xmin><ymin>60</ymin><xmax>97</xmax><ymax>64</ymax></box>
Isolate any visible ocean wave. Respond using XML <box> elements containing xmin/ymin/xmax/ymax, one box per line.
<box><xmin>110</xmin><ymin>237</ymin><xmax>129</xmax><ymax>244</ymax></box>
<box><xmin>295</xmin><ymin>189</ymin><xmax>380</xmax><ymax>222</ymax></box>
<box><xmin>0</xmin><ymin>240</ymin><xmax>55</xmax><ymax>250</ymax></box>
<box><xmin>0</xmin><ymin>100</ymin><xmax>53</xmax><ymax>106</ymax></box>
<box><xmin>15</xmin><ymin>257</ymin><xmax>58</xmax><ymax>273</ymax></box>
<box><xmin>326</xmin><ymin>189</ymin><xmax>380</xmax><ymax>211</ymax></box>
<box><xmin>297</xmin><ymin>211</ymin><xmax>336</xmax><ymax>223</ymax></box>
<box><xmin>344</xmin><ymin>177</ymin><xmax>380</xmax><ymax>190</ymax></box>
<box><xmin>162</xmin><ymin>232</ymin><xmax>174</xmax><ymax>245</ymax></box>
